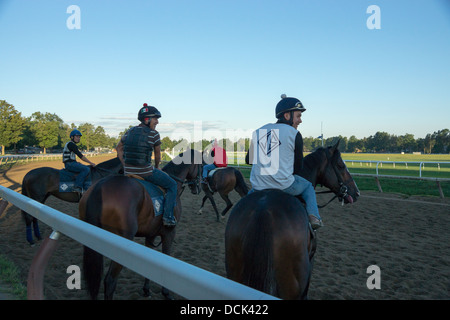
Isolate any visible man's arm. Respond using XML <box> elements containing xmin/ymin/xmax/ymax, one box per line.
<box><xmin>154</xmin><ymin>144</ymin><xmax>161</xmax><ymax>169</ymax></box>
<box><xmin>245</xmin><ymin>139</ymin><xmax>255</xmax><ymax>165</ymax></box>
<box><xmin>116</xmin><ymin>139</ymin><xmax>125</xmax><ymax>166</ymax></box>
<box><xmin>69</xmin><ymin>142</ymin><xmax>96</xmax><ymax>166</ymax></box>
<box><xmin>293</xmin><ymin>132</ymin><xmax>303</xmax><ymax>175</ymax></box>
<box><xmin>81</xmin><ymin>155</ymin><xmax>96</xmax><ymax>167</ymax></box>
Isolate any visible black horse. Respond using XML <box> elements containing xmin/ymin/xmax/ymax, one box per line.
<box><xmin>21</xmin><ymin>157</ymin><xmax>123</xmax><ymax>245</ymax></box>
<box><xmin>79</xmin><ymin>149</ymin><xmax>202</xmax><ymax>300</ymax></box>
<box><xmin>225</xmin><ymin>141</ymin><xmax>360</xmax><ymax>299</ymax></box>
<box><xmin>199</xmin><ymin>167</ymin><xmax>249</xmax><ymax>221</ymax></box>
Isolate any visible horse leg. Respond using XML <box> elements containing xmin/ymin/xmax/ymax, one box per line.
<box><xmin>141</xmin><ymin>237</ymin><xmax>155</xmax><ymax>298</ymax></box>
<box><xmin>160</xmin><ymin>232</ymin><xmax>176</xmax><ymax>300</ymax></box>
<box><xmin>33</xmin><ymin>217</ymin><xmax>42</xmax><ymax>241</ymax></box>
<box><xmin>104</xmin><ymin>260</ymin><xmax>123</xmax><ymax>300</ymax></box>
<box><xmin>219</xmin><ymin>193</ymin><xmax>233</xmax><ymax>218</ymax></box>
<box><xmin>198</xmin><ymin>195</ymin><xmax>208</xmax><ymax>215</ymax></box>
<box><xmin>204</xmin><ymin>193</ymin><xmax>220</xmax><ymax>221</ymax></box>
<box><xmin>23</xmin><ymin>213</ymin><xmax>35</xmax><ymax>245</ymax></box>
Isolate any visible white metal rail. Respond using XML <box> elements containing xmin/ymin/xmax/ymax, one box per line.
<box><xmin>0</xmin><ymin>185</ymin><xmax>278</xmax><ymax>300</ymax></box>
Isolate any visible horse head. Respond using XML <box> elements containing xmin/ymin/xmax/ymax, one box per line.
<box><xmin>163</xmin><ymin>149</ymin><xmax>202</xmax><ymax>195</ymax></box>
<box><xmin>317</xmin><ymin>140</ymin><xmax>360</xmax><ymax>204</ymax></box>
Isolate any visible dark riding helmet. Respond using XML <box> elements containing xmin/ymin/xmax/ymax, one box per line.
<box><xmin>138</xmin><ymin>103</ymin><xmax>161</xmax><ymax>122</ymax></box>
<box><xmin>275</xmin><ymin>94</ymin><xmax>306</xmax><ymax>119</ymax></box>
<box><xmin>70</xmin><ymin>129</ymin><xmax>82</xmax><ymax>138</ymax></box>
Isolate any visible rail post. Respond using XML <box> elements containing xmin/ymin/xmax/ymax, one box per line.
<box><xmin>27</xmin><ymin>231</ymin><xmax>61</xmax><ymax>300</ymax></box>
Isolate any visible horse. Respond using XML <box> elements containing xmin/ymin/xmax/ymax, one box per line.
<box><xmin>79</xmin><ymin>149</ymin><xmax>202</xmax><ymax>300</ymax></box>
<box><xmin>21</xmin><ymin>157</ymin><xmax>123</xmax><ymax>245</ymax></box>
<box><xmin>225</xmin><ymin>141</ymin><xmax>360</xmax><ymax>299</ymax></box>
<box><xmin>198</xmin><ymin>166</ymin><xmax>249</xmax><ymax>221</ymax></box>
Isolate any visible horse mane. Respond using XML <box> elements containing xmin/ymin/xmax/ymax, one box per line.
<box><xmin>303</xmin><ymin>147</ymin><xmax>327</xmax><ymax>172</ymax></box>
<box><xmin>96</xmin><ymin>156</ymin><xmax>121</xmax><ymax>170</ymax></box>
<box><xmin>163</xmin><ymin>149</ymin><xmax>201</xmax><ymax>175</ymax></box>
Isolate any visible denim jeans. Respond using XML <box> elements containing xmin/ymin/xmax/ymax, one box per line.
<box><xmin>282</xmin><ymin>175</ymin><xmax>321</xmax><ymax>220</ymax></box>
<box><xmin>65</xmin><ymin>162</ymin><xmax>90</xmax><ymax>189</ymax></box>
<box><xmin>202</xmin><ymin>163</ymin><xmax>216</xmax><ymax>179</ymax></box>
<box><xmin>145</xmin><ymin>169</ymin><xmax>177</xmax><ymax>223</ymax></box>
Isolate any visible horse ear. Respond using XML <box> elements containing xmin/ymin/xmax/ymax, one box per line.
<box><xmin>331</xmin><ymin>139</ymin><xmax>341</xmax><ymax>152</ymax></box>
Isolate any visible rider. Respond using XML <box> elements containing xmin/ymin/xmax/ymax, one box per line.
<box><xmin>116</xmin><ymin>103</ymin><xmax>178</xmax><ymax>227</ymax></box>
<box><xmin>202</xmin><ymin>139</ymin><xmax>228</xmax><ymax>184</ymax></box>
<box><xmin>246</xmin><ymin>94</ymin><xmax>323</xmax><ymax>229</ymax></box>
<box><xmin>63</xmin><ymin>129</ymin><xmax>96</xmax><ymax>194</ymax></box>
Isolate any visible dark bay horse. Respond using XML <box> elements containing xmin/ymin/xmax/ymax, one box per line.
<box><xmin>225</xmin><ymin>141</ymin><xmax>360</xmax><ymax>299</ymax></box>
<box><xmin>199</xmin><ymin>167</ymin><xmax>249</xmax><ymax>221</ymax></box>
<box><xmin>21</xmin><ymin>157</ymin><xmax>123</xmax><ymax>245</ymax></box>
<box><xmin>79</xmin><ymin>149</ymin><xmax>202</xmax><ymax>300</ymax></box>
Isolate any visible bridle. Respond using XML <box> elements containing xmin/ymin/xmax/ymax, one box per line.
<box><xmin>169</xmin><ymin>163</ymin><xmax>202</xmax><ymax>196</ymax></box>
<box><xmin>316</xmin><ymin>148</ymin><xmax>354</xmax><ymax>208</ymax></box>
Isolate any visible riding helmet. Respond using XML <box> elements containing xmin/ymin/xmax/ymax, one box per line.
<box><xmin>138</xmin><ymin>103</ymin><xmax>161</xmax><ymax>122</ymax></box>
<box><xmin>275</xmin><ymin>94</ymin><xmax>306</xmax><ymax>119</ymax></box>
<box><xmin>70</xmin><ymin>129</ymin><xmax>82</xmax><ymax>137</ymax></box>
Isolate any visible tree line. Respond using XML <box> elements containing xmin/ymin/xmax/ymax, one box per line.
<box><xmin>0</xmin><ymin>100</ymin><xmax>119</xmax><ymax>155</ymax></box>
<box><xmin>1</xmin><ymin>100</ymin><xmax>448</xmax><ymax>155</ymax></box>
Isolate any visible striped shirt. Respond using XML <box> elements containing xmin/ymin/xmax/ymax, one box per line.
<box><xmin>121</xmin><ymin>124</ymin><xmax>161</xmax><ymax>177</ymax></box>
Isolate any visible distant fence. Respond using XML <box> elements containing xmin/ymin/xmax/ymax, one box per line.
<box><xmin>0</xmin><ymin>152</ymin><xmax>106</xmax><ymax>166</ymax></box>
<box><xmin>0</xmin><ymin>185</ymin><xmax>278</xmax><ymax>300</ymax></box>
<box><xmin>344</xmin><ymin>160</ymin><xmax>450</xmax><ymax>178</ymax></box>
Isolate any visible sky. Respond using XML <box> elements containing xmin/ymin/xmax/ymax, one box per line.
<box><xmin>1</xmin><ymin>0</ymin><xmax>449</xmax><ymax>142</ymax></box>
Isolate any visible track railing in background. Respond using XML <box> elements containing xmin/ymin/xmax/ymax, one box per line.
<box><xmin>0</xmin><ymin>185</ymin><xmax>278</xmax><ymax>300</ymax></box>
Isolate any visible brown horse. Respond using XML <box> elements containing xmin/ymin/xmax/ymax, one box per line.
<box><xmin>79</xmin><ymin>149</ymin><xmax>202</xmax><ymax>300</ymax></box>
<box><xmin>199</xmin><ymin>167</ymin><xmax>249</xmax><ymax>221</ymax></box>
<box><xmin>225</xmin><ymin>141</ymin><xmax>360</xmax><ymax>299</ymax></box>
<box><xmin>21</xmin><ymin>157</ymin><xmax>123</xmax><ymax>245</ymax></box>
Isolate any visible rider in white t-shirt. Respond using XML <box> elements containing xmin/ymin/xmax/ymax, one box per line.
<box><xmin>246</xmin><ymin>94</ymin><xmax>323</xmax><ymax>229</ymax></box>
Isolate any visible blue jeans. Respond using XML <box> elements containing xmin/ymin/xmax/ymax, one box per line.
<box><xmin>145</xmin><ymin>169</ymin><xmax>177</xmax><ymax>223</ymax></box>
<box><xmin>282</xmin><ymin>175</ymin><xmax>321</xmax><ymax>220</ymax></box>
<box><xmin>65</xmin><ymin>162</ymin><xmax>90</xmax><ymax>189</ymax></box>
<box><xmin>202</xmin><ymin>163</ymin><xmax>216</xmax><ymax>179</ymax></box>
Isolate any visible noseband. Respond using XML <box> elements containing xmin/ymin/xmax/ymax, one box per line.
<box><xmin>316</xmin><ymin>149</ymin><xmax>353</xmax><ymax>208</ymax></box>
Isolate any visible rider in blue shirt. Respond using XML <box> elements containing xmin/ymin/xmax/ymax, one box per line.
<box><xmin>63</xmin><ymin>129</ymin><xmax>96</xmax><ymax>193</ymax></box>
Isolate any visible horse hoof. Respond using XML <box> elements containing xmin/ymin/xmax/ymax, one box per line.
<box><xmin>142</xmin><ymin>288</ymin><xmax>151</xmax><ymax>298</ymax></box>
<box><xmin>162</xmin><ymin>288</ymin><xmax>175</xmax><ymax>300</ymax></box>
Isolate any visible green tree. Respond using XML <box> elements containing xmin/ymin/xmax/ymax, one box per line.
<box><xmin>431</xmin><ymin>129</ymin><xmax>449</xmax><ymax>154</ymax></box>
<box><xmin>29</xmin><ymin>112</ymin><xmax>64</xmax><ymax>153</ymax></box>
<box><xmin>0</xmin><ymin>100</ymin><xmax>25</xmax><ymax>154</ymax></box>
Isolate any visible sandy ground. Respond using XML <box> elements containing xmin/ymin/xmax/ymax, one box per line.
<box><xmin>0</xmin><ymin>156</ymin><xmax>449</xmax><ymax>300</ymax></box>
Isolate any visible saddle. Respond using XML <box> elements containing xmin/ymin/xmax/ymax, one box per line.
<box><xmin>58</xmin><ymin>169</ymin><xmax>92</xmax><ymax>193</ymax></box>
<box><xmin>127</xmin><ymin>174</ymin><xmax>165</xmax><ymax>217</ymax></box>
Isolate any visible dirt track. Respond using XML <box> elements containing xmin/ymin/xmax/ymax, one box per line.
<box><xmin>1</xmin><ymin>156</ymin><xmax>449</xmax><ymax>299</ymax></box>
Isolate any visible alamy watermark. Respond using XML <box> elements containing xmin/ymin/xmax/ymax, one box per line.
<box><xmin>366</xmin><ymin>265</ymin><xmax>381</xmax><ymax>290</ymax></box>
<box><xmin>367</xmin><ymin>5</ymin><xmax>381</xmax><ymax>30</ymax></box>
<box><xmin>66</xmin><ymin>5</ymin><xmax>81</xmax><ymax>30</ymax></box>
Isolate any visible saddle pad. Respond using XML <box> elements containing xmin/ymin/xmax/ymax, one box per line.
<box><xmin>59</xmin><ymin>169</ymin><xmax>91</xmax><ymax>193</ymax></box>
<box><xmin>135</xmin><ymin>179</ymin><xmax>165</xmax><ymax>217</ymax></box>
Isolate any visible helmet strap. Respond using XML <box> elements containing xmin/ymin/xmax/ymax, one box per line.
<box><xmin>276</xmin><ymin>111</ymin><xmax>294</xmax><ymax>126</ymax></box>
<box><xmin>143</xmin><ymin>117</ymin><xmax>151</xmax><ymax>127</ymax></box>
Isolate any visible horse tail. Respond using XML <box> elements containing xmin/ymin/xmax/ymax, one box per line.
<box><xmin>241</xmin><ymin>207</ymin><xmax>276</xmax><ymax>295</ymax></box>
<box><xmin>82</xmin><ymin>184</ymin><xmax>104</xmax><ymax>300</ymax></box>
<box><xmin>233</xmin><ymin>168</ymin><xmax>249</xmax><ymax>197</ymax></box>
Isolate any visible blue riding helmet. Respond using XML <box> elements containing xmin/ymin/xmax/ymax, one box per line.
<box><xmin>70</xmin><ymin>129</ymin><xmax>82</xmax><ymax>137</ymax></box>
<box><xmin>275</xmin><ymin>94</ymin><xmax>306</xmax><ymax>119</ymax></box>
